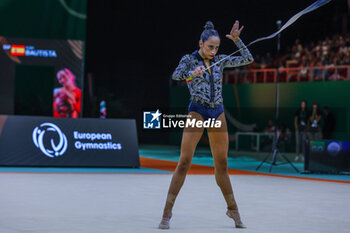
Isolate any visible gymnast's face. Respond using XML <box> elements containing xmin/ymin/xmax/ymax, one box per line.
<box><xmin>57</xmin><ymin>71</ymin><xmax>70</xmax><ymax>86</ymax></box>
<box><xmin>199</xmin><ymin>36</ymin><xmax>220</xmax><ymax>59</ymax></box>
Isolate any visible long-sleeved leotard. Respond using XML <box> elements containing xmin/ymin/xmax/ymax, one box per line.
<box><xmin>172</xmin><ymin>39</ymin><xmax>253</xmax><ymax>108</ymax></box>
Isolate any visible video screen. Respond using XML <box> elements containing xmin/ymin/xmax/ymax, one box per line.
<box><xmin>306</xmin><ymin>140</ymin><xmax>350</xmax><ymax>173</ymax></box>
<box><xmin>0</xmin><ymin>36</ymin><xmax>84</xmax><ymax>118</ymax></box>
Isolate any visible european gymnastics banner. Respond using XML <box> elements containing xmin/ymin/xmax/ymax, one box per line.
<box><xmin>0</xmin><ymin>115</ymin><xmax>139</xmax><ymax>167</ymax></box>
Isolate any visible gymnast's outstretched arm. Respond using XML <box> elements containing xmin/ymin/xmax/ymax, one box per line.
<box><xmin>219</xmin><ymin>39</ymin><xmax>254</xmax><ymax>68</ymax></box>
<box><xmin>219</xmin><ymin>20</ymin><xmax>254</xmax><ymax>68</ymax></box>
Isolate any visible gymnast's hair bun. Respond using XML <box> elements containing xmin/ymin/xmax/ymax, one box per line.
<box><xmin>200</xmin><ymin>21</ymin><xmax>219</xmax><ymax>42</ymax></box>
<box><xmin>204</xmin><ymin>21</ymin><xmax>214</xmax><ymax>30</ymax></box>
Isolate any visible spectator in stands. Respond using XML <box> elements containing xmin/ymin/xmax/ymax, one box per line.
<box><xmin>308</xmin><ymin>102</ymin><xmax>322</xmax><ymax>141</ymax></box>
<box><xmin>322</xmin><ymin>106</ymin><xmax>336</xmax><ymax>139</ymax></box>
<box><xmin>265</xmin><ymin>53</ymin><xmax>273</xmax><ymax>66</ymax></box>
<box><xmin>312</xmin><ymin>59</ymin><xmax>324</xmax><ymax>81</ymax></box>
<box><xmin>260</xmin><ymin>58</ymin><xmax>267</xmax><ymax>69</ymax></box>
<box><xmin>299</xmin><ymin>57</ymin><xmax>310</xmax><ymax>81</ymax></box>
<box><xmin>253</xmin><ymin>34</ymin><xmax>350</xmax><ymax>82</ymax></box>
<box><xmin>265</xmin><ymin>120</ymin><xmax>275</xmax><ymax>133</ymax></box>
<box><xmin>223</xmin><ymin>33</ymin><xmax>350</xmax><ymax>84</ymax></box>
<box><xmin>294</xmin><ymin>100</ymin><xmax>309</xmax><ymax>162</ymax></box>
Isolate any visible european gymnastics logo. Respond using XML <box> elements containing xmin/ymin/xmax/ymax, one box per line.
<box><xmin>32</xmin><ymin>123</ymin><xmax>68</xmax><ymax>158</ymax></box>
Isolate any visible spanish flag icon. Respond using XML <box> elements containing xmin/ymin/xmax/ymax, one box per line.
<box><xmin>10</xmin><ymin>45</ymin><xmax>25</xmax><ymax>56</ymax></box>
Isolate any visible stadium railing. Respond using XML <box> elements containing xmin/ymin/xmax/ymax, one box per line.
<box><xmin>223</xmin><ymin>65</ymin><xmax>350</xmax><ymax>84</ymax></box>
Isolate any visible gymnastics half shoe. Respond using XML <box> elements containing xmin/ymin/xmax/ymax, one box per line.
<box><xmin>226</xmin><ymin>209</ymin><xmax>247</xmax><ymax>228</ymax></box>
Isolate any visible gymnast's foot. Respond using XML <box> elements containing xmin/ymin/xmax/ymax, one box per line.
<box><xmin>226</xmin><ymin>208</ymin><xmax>247</xmax><ymax>228</ymax></box>
<box><xmin>158</xmin><ymin>210</ymin><xmax>172</xmax><ymax>229</ymax></box>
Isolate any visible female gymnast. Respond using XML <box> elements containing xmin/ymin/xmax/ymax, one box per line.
<box><xmin>53</xmin><ymin>68</ymin><xmax>82</xmax><ymax>118</ymax></box>
<box><xmin>159</xmin><ymin>20</ymin><xmax>254</xmax><ymax>229</ymax></box>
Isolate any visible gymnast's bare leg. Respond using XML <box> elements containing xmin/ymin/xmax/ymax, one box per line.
<box><xmin>207</xmin><ymin>112</ymin><xmax>246</xmax><ymax>228</ymax></box>
<box><xmin>159</xmin><ymin>112</ymin><xmax>204</xmax><ymax>229</ymax></box>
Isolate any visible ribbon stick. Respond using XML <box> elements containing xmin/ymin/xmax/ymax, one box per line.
<box><xmin>206</xmin><ymin>0</ymin><xmax>332</xmax><ymax>70</ymax></box>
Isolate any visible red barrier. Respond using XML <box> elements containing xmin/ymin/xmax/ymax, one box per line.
<box><xmin>224</xmin><ymin>65</ymin><xmax>350</xmax><ymax>84</ymax></box>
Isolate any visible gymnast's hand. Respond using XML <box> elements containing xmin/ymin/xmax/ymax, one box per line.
<box><xmin>192</xmin><ymin>66</ymin><xmax>205</xmax><ymax>77</ymax></box>
<box><xmin>226</xmin><ymin>20</ymin><xmax>244</xmax><ymax>42</ymax></box>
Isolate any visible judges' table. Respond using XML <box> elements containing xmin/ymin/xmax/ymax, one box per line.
<box><xmin>0</xmin><ymin>115</ymin><xmax>139</xmax><ymax>167</ymax></box>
